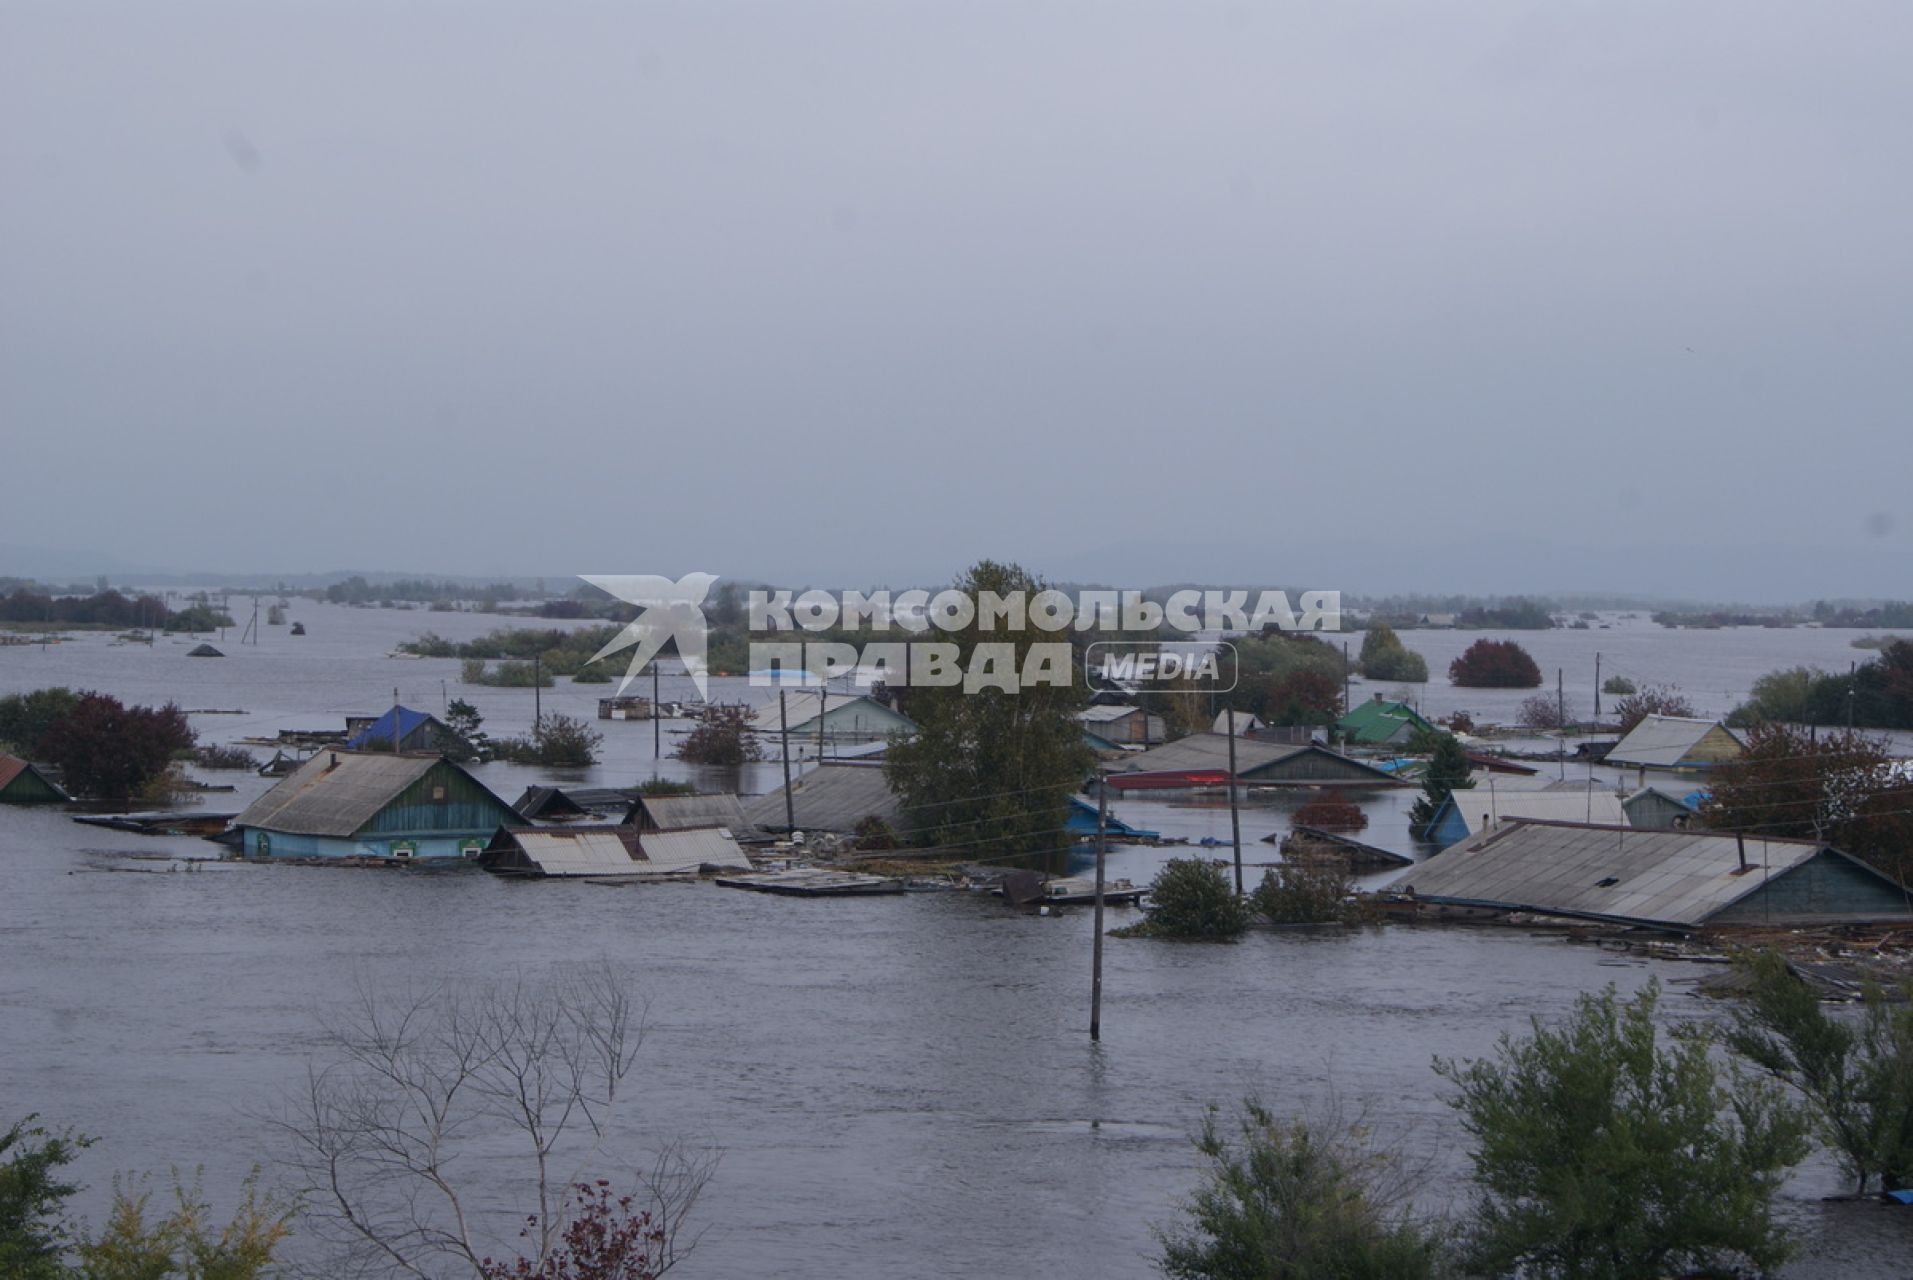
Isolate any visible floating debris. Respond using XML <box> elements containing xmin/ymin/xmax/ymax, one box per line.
<box><xmin>715</xmin><ymin>868</ymin><xmax>905</xmax><ymax>897</ymax></box>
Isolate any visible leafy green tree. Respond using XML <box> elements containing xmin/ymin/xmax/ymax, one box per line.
<box><xmin>671</xmin><ymin>704</ymin><xmax>761</xmax><ymax>767</ymax></box>
<box><xmin>1719</xmin><ymin>951</ymin><xmax>1913</xmax><ymax>1196</ymax></box>
<box><xmin>1251</xmin><ymin>862</ymin><xmax>1364</xmax><ymax>925</ymax></box>
<box><xmin>1408</xmin><ymin>734</ymin><xmax>1473</xmax><ymax>842</ymax></box>
<box><xmin>1126</xmin><ymin>858</ymin><xmax>1249</xmax><ymax>940</ymax></box>
<box><xmin>444</xmin><ymin>698</ymin><xmax>484</xmax><ymax>740</ymax></box>
<box><xmin>1600</xmin><ymin>675</ymin><xmax>1636</xmax><ymax>697</ymax></box>
<box><xmin>1359</xmin><ymin>625</ymin><xmax>1429</xmax><ymax>683</ymax></box>
<box><xmin>1155</xmin><ymin>1100</ymin><xmax>1452</xmax><ymax>1280</ymax></box>
<box><xmin>0</xmin><ymin>688</ymin><xmax>83</xmax><ymax>756</ymax></box>
<box><xmin>885</xmin><ymin>561</ymin><xmax>1092</xmax><ymax>856</ymax></box>
<box><xmin>1436</xmin><ymin>982</ymin><xmax>1807</xmax><ymax>1280</ymax></box>
<box><xmin>1447</xmin><ymin>640</ymin><xmax>1542</xmax><ymax>689</ymax></box>
<box><xmin>0</xmin><ymin>1116</ymin><xmax>88</xmax><ymax>1280</ymax></box>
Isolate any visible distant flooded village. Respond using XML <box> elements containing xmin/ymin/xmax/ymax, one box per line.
<box><xmin>4</xmin><ymin>578</ymin><xmax>1913</xmax><ymax>1278</ymax></box>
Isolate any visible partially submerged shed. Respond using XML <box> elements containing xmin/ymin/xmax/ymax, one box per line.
<box><xmin>1391</xmin><ymin>819</ymin><xmax>1913</xmax><ymax>931</ymax></box>
<box><xmin>1604</xmin><ymin>716</ymin><xmax>1744</xmax><ymax>772</ymax></box>
<box><xmin>344</xmin><ymin>705</ymin><xmax>463</xmax><ymax>755</ymax></box>
<box><xmin>626</xmin><ymin>792</ymin><xmax>751</xmax><ymax>833</ymax></box>
<box><xmin>1623</xmin><ymin>785</ymin><xmax>1708</xmax><ymax>830</ymax></box>
<box><xmin>0</xmin><ymin>755</ymin><xmax>66</xmax><ymax>804</ymax></box>
<box><xmin>481</xmin><ymin>824</ymin><xmax>750</xmax><ymax>878</ymax></box>
<box><xmin>1421</xmin><ymin>789</ymin><xmax>1628</xmax><ymax>850</ymax></box>
<box><xmin>1335</xmin><ymin>697</ymin><xmax>1436</xmax><ymax>747</ymax></box>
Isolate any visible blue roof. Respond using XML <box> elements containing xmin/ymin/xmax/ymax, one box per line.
<box><xmin>1066</xmin><ymin>795</ymin><xmax>1159</xmax><ymax>840</ymax></box>
<box><xmin>346</xmin><ymin>705</ymin><xmax>436</xmax><ymax>750</ymax></box>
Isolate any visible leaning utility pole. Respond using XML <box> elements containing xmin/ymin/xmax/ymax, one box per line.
<box><xmin>1226</xmin><ymin>706</ymin><xmax>1243</xmax><ymax>894</ymax></box>
<box><xmin>1090</xmin><ymin>774</ymin><xmax>1108</xmax><ymax>1042</ymax></box>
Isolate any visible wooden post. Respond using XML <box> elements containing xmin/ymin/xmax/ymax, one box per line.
<box><xmin>533</xmin><ymin>654</ymin><xmax>542</xmax><ymax>725</ymax></box>
<box><xmin>1226</xmin><ymin>706</ymin><xmax>1243</xmax><ymax>895</ymax></box>
<box><xmin>653</xmin><ymin>661</ymin><xmax>661</xmax><ymax>759</ymax></box>
<box><xmin>1557</xmin><ymin>668</ymin><xmax>1565</xmax><ymax>780</ymax></box>
<box><xmin>1091</xmin><ymin>773</ymin><xmax>1108</xmax><ymax>1042</ymax></box>
<box><xmin>391</xmin><ymin>688</ymin><xmax>401</xmax><ymax>753</ymax></box>
<box><xmin>1594</xmin><ymin>652</ymin><xmax>1602</xmax><ymax>723</ymax></box>
<box><xmin>779</xmin><ymin>689</ymin><xmax>796</xmax><ymax>833</ymax></box>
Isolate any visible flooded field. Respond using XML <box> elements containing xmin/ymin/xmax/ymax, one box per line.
<box><xmin>3</xmin><ymin>603</ymin><xmax>1910</xmax><ymax>1277</ymax></box>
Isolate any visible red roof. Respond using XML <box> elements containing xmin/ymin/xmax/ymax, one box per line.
<box><xmin>0</xmin><ymin>755</ymin><xmax>30</xmax><ymax>791</ymax></box>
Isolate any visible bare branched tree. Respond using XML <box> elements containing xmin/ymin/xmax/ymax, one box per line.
<box><xmin>271</xmin><ymin>965</ymin><xmax>708</xmax><ymax>1280</ymax></box>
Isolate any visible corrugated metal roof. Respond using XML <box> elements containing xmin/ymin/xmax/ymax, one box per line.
<box><xmin>745</xmin><ymin>693</ymin><xmax>913</xmax><ymax>733</ymax></box>
<box><xmin>634</xmin><ymin>793</ymin><xmax>751</xmax><ymax>831</ymax></box>
<box><xmin>233</xmin><ymin>750</ymin><xmax>448</xmax><ymax>836</ymax></box>
<box><xmin>1451</xmin><ymin>791</ymin><xmax>1628</xmax><ymax>838</ymax></box>
<box><xmin>1392</xmin><ymin>820</ymin><xmax>1825</xmax><ymax>928</ymax></box>
<box><xmin>744</xmin><ymin>763</ymin><xmax>903</xmax><ymax>834</ymax></box>
<box><xmin>1605</xmin><ymin>716</ymin><xmax>1742</xmax><ymax>769</ymax></box>
<box><xmin>1210</xmin><ymin>711</ymin><xmax>1266</xmax><ymax>734</ymax></box>
<box><xmin>1107</xmin><ymin>733</ymin><xmax>1392</xmax><ymax>781</ymax></box>
<box><xmin>1078</xmin><ymin>704</ymin><xmax>1144</xmax><ymax>723</ymax></box>
<box><xmin>640</xmin><ymin>827</ymin><xmax>752</xmax><ymax>874</ymax></box>
<box><xmin>511</xmin><ymin>828</ymin><xmax>642</xmax><ymax>877</ymax></box>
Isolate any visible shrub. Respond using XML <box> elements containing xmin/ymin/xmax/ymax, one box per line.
<box><xmin>1719</xmin><ymin>950</ymin><xmax>1913</xmax><ymax>1196</ymax></box>
<box><xmin>1128</xmin><ymin>858</ymin><xmax>1248</xmax><ymax>940</ymax></box>
<box><xmin>0</xmin><ymin>1115</ymin><xmax>88</xmax><ymax>1280</ymax></box>
<box><xmin>1447</xmin><ymin>640</ymin><xmax>1542</xmax><ymax>689</ymax></box>
<box><xmin>1291</xmin><ymin>797</ymin><xmax>1367</xmax><ymax>834</ymax></box>
<box><xmin>1600</xmin><ymin>675</ymin><xmax>1636</xmax><ymax>696</ymax></box>
<box><xmin>850</xmin><ymin>814</ymin><xmax>903</xmax><ymax>851</ymax></box>
<box><xmin>635</xmin><ymin>778</ymin><xmax>697</xmax><ymax>796</ymax></box>
<box><xmin>1612</xmin><ymin>683</ymin><xmax>1696</xmax><ymax>732</ymax></box>
<box><xmin>1154</xmin><ymin>1100</ymin><xmax>1451</xmax><ymax>1280</ymax></box>
<box><xmin>1515</xmin><ymin>693</ymin><xmax>1574</xmax><ymax>732</ymax></box>
<box><xmin>191</xmin><ymin>744</ymin><xmax>257</xmax><ymax>771</ymax></box>
<box><xmin>494</xmin><ymin>715</ymin><xmax>602</xmax><ymax>767</ymax></box>
<box><xmin>462</xmin><ymin>658</ymin><xmax>554</xmax><ymax>688</ymax></box>
<box><xmin>1436</xmin><ymin>982</ymin><xmax>1807</xmax><ymax>1280</ymax></box>
<box><xmin>1251</xmin><ymin>862</ymin><xmax>1364</xmax><ymax>925</ymax></box>
<box><xmin>674</xmin><ymin>705</ymin><xmax>764</xmax><ymax>767</ymax></box>
<box><xmin>479</xmin><ymin>1181</ymin><xmax>669</xmax><ymax>1280</ymax></box>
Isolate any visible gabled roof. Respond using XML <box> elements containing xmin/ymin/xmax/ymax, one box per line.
<box><xmin>1211</xmin><ymin>711</ymin><xmax>1266</xmax><ymax>735</ymax></box>
<box><xmin>640</xmin><ymin>827</ymin><xmax>753</xmax><ymax>874</ymax></box>
<box><xmin>630</xmin><ymin>792</ymin><xmax>751</xmax><ymax>831</ymax></box>
<box><xmin>1624</xmin><ymin>785</ymin><xmax>1708</xmax><ymax>812</ymax></box>
<box><xmin>345</xmin><ymin>705</ymin><xmax>440</xmax><ymax>750</ymax></box>
<box><xmin>496</xmin><ymin>826</ymin><xmax>642</xmax><ymax>876</ymax></box>
<box><xmin>744</xmin><ymin>762</ymin><xmax>903</xmax><ymax>834</ymax></box>
<box><xmin>0</xmin><ymin>755</ymin><xmax>66</xmax><ymax>800</ymax></box>
<box><xmin>1335</xmin><ymin>699</ymin><xmax>1435</xmax><ymax>744</ymax></box>
<box><xmin>1437</xmin><ymin>790</ymin><xmax>1627</xmax><ymax>840</ymax></box>
<box><xmin>1105</xmin><ymin>733</ymin><xmax>1397</xmax><ymax>782</ymax></box>
<box><xmin>233</xmin><ymin>750</ymin><xmax>491</xmax><ymax>837</ymax></box>
<box><xmin>747</xmin><ymin>693</ymin><xmax>913</xmax><ymax>732</ymax></box>
<box><xmin>1605</xmin><ymin>716</ymin><xmax>1742</xmax><ymax>769</ymax></box>
<box><xmin>1078</xmin><ymin>704</ymin><xmax>1146</xmax><ymax>723</ymax></box>
<box><xmin>1392</xmin><ymin>819</ymin><xmax>1843</xmax><ymax>929</ymax></box>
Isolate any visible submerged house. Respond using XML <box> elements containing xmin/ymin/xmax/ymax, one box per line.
<box><xmin>744</xmin><ymin>762</ymin><xmax>905</xmax><ymax>837</ymax></box>
<box><xmin>1393</xmin><ymin>819</ymin><xmax>1912</xmax><ymax>932</ymax></box>
<box><xmin>344</xmin><ymin>705</ymin><xmax>461</xmax><ymax>754</ymax></box>
<box><xmin>625</xmin><ymin>791</ymin><xmax>751</xmax><ymax>833</ymax></box>
<box><xmin>1335</xmin><ymin>697</ymin><xmax>1436</xmax><ymax>747</ymax></box>
<box><xmin>0</xmin><ymin>755</ymin><xmax>66</xmax><ymax>803</ymax></box>
<box><xmin>748</xmin><ymin>693</ymin><xmax>916</xmax><ymax>746</ymax></box>
<box><xmin>1102</xmin><ymin>733</ymin><xmax>1400</xmax><ymax>792</ymax></box>
<box><xmin>1603</xmin><ymin>715</ymin><xmax>1744</xmax><ymax>772</ymax></box>
<box><xmin>230</xmin><ymin>750</ymin><xmax>517</xmax><ymax>862</ymax></box>
<box><xmin>1623</xmin><ymin>785</ymin><xmax>1708</xmax><ymax>830</ymax></box>
<box><xmin>1421</xmin><ymin>789</ymin><xmax>1627</xmax><ymax>850</ymax></box>
<box><xmin>1065</xmin><ymin>795</ymin><xmax>1159</xmax><ymax>841</ymax></box>
<box><xmin>1075</xmin><ymin>704</ymin><xmax>1166</xmax><ymax>747</ymax></box>
<box><xmin>480</xmin><ymin>824</ymin><xmax>751</xmax><ymax>879</ymax></box>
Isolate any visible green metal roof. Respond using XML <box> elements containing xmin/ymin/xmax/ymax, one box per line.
<box><xmin>1335</xmin><ymin>699</ymin><xmax>1434</xmax><ymax>744</ymax></box>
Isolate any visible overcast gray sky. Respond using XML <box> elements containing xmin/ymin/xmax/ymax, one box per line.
<box><xmin>2</xmin><ymin>1</ymin><xmax>1908</xmax><ymax>600</ymax></box>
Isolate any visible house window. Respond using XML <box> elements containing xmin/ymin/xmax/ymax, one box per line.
<box><xmin>432</xmin><ymin>784</ymin><xmax>447</xmax><ymax>802</ymax></box>
<box><xmin>390</xmin><ymin>841</ymin><xmax>417</xmax><ymax>859</ymax></box>
<box><xmin>460</xmin><ymin>840</ymin><xmax>484</xmax><ymax>860</ymax></box>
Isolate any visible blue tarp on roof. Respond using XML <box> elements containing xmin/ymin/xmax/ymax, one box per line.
<box><xmin>346</xmin><ymin>706</ymin><xmax>435</xmax><ymax>750</ymax></box>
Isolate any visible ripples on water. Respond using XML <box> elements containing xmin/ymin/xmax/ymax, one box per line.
<box><xmin>2</xmin><ymin>604</ymin><xmax>1908</xmax><ymax>1276</ymax></box>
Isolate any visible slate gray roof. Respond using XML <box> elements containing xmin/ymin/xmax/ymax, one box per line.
<box><xmin>640</xmin><ymin>827</ymin><xmax>753</xmax><ymax>874</ymax></box>
<box><xmin>1449</xmin><ymin>791</ymin><xmax>1627</xmax><ymax>839</ymax></box>
<box><xmin>506</xmin><ymin>828</ymin><xmax>642</xmax><ymax>877</ymax></box>
<box><xmin>1106</xmin><ymin>733</ymin><xmax>1392</xmax><ymax>780</ymax></box>
<box><xmin>744</xmin><ymin>763</ymin><xmax>903</xmax><ymax>834</ymax></box>
<box><xmin>633</xmin><ymin>793</ymin><xmax>751</xmax><ymax>831</ymax></box>
<box><xmin>233</xmin><ymin>750</ymin><xmax>444</xmax><ymax>837</ymax></box>
<box><xmin>1078</xmin><ymin>704</ymin><xmax>1145</xmax><ymax>723</ymax></box>
<box><xmin>1390</xmin><ymin>819</ymin><xmax>1826</xmax><ymax>928</ymax></box>
<box><xmin>1605</xmin><ymin>716</ymin><xmax>1741</xmax><ymax>769</ymax></box>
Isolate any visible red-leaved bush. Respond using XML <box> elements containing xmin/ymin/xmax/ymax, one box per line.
<box><xmin>481</xmin><ymin>1182</ymin><xmax>670</xmax><ymax>1280</ymax></box>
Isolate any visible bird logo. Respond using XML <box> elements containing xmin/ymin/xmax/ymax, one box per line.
<box><xmin>578</xmin><ymin>573</ymin><xmax>719</xmax><ymax>700</ymax></box>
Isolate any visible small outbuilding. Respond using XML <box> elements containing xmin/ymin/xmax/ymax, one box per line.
<box><xmin>1623</xmin><ymin>785</ymin><xmax>1708</xmax><ymax>830</ymax></box>
<box><xmin>0</xmin><ymin>755</ymin><xmax>67</xmax><ymax>803</ymax></box>
<box><xmin>1075</xmin><ymin>704</ymin><xmax>1166</xmax><ymax>747</ymax></box>
<box><xmin>1335</xmin><ymin>697</ymin><xmax>1436</xmax><ymax>747</ymax></box>
<box><xmin>1421</xmin><ymin>789</ymin><xmax>1628</xmax><ymax>850</ymax></box>
<box><xmin>748</xmin><ymin>693</ymin><xmax>916</xmax><ymax>746</ymax></box>
<box><xmin>186</xmin><ymin>643</ymin><xmax>224</xmax><ymax>658</ymax></box>
<box><xmin>344</xmin><ymin>705</ymin><xmax>463</xmax><ymax>755</ymax></box>
<box><xmin>480</xmin><ymin>824</ymin><xmax>751</xmax><ymax>879</ymax></box>
<box><xmin>1604</xmin><ymin>715</ymin><xmax>1744</xmax><ymax>772</ymax></box>
<box><xmin>744</xmin><ymin>762</ymin><xmax>905</xmax><ymax>837</ymax></box>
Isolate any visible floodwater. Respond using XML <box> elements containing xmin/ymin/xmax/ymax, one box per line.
<box><xmin>2</xmin><ymin>603</ymin><xmax>1909</xmax><ymax>1277</ymax></box>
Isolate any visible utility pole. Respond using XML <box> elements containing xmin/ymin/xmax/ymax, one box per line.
<box><xmin>779</xmin><ymin>689</ymin><xmax>796</xmax><ymax>833</ymax></box>
<box><xmin>1226</xmin><ymin>706</ymin><xmax>1243</xmax><ymax>894</ymax></box>
<box><xmin>1848</xmin><ymin>661</ymin><xmax>1856</xmax><ymax>729</ymax></box>
<box><xmin>653</xmin><ymin>662</ymin><xmax>661</xmax><ymax>759</ymax></box>
<box><xmin>1594</xmin><ymin>652</ymin><xmax>1602</xmax><ymax>723</ymax></box>
<box><xmin>1090</xmin><ymin>773</ymin><xmax>1108</xmax><ymax>1042</ymax></box>
<box><xmin>533</xmin><ymin>654</ymin><xmax>542</xmax><ymax>725</ymax></box>
<box><xmin>1557</xmin><ymin>668</ymin><xmax>1566</xmax><ymax>780</ymax></box>
<box><xmin>817</xmin><ymin>678</ymin><xmax>827</xmax><ymax>762</ymax></box>
<box><xmin>1342</xmin><ymin>641</ymin><xmax>1351</xmax><ymax>715</ymax></box>
<box><xmin>391</xmin><ymin>687</ymin><xmax>401</xmax><ymax>753</ymax></box>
